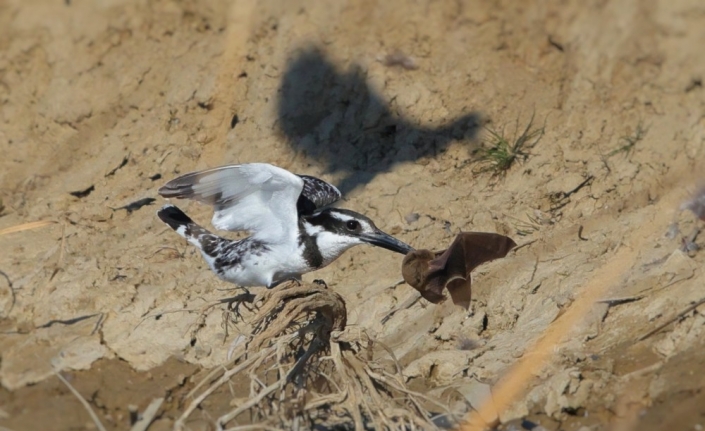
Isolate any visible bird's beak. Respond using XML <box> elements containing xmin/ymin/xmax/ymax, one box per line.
<box><xmin>360</xmin><ymin>230</ymin><xmax>415</xmax><ymax>255</ymax></box>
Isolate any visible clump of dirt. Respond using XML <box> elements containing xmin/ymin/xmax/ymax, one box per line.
<box><xmin>2</xmin><ymin>0</ymin><xmax>705</xmax><ymax>430</ymax></box>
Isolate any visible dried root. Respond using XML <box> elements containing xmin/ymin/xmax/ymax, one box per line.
<box><xmin>175</xmin><ymin>281</ymin><xmax>448</xmax><ymax>431</ymax></box>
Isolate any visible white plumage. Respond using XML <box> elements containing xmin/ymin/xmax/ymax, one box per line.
<box><xmin>159</xmin><ymin>163</ymin><xmax>306</xmax><ymax>243</ymax></box>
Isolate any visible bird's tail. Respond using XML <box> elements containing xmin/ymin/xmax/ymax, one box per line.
<box><xmin>157</xmin><ymin>204</ymin><xmax>212</xmax><ymax>248</ymax></box>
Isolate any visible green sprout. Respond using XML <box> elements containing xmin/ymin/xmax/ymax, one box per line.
<box><xmin>607</xmin><ymin>121</ymin><xmax>647</xmax><ymax>157</ymax></box>
<box><xmin>475</xmin><ymin>114</ymin><xmax>544</xmax><ymax>174</ymax></box>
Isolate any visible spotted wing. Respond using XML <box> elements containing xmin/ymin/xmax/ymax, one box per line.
<box><xmin>296</xmin><ymin>175</ymin><xmax>342</xmax><ymax>215</ymax></box>
<box><xmin>158</xmin><ymin>163</ymin><xmax>304</xmax><ymax>243</ymax></box>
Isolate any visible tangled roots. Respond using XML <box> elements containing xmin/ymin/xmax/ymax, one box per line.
<box><xmin>174</xmin><ymin>282</ymin><xmax>447</xmax><ymax>431</ymax></box>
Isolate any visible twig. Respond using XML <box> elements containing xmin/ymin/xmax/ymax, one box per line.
<box><xmin>157</xmin><ymin>150</ymin><xmax>172</xmax><ymax>166</ymax></box>
<box><xmin>148</xmin><ymin>246</ymin><xmax>184</xmax><ymax>259</ymax></box>
<box><xmin>637</xmin><ymin>296</ymin><xmax>705</xmax><ymax>341</ymax></box>
<box><xmin>375</xmin><ymin>340</ymin><xmax>404</xmax><ymax>377</ymax></box>
<box><xmin>218</xmin><ymin>379</ymin><xmax>285</xmax><ymax>426</ymax></box>
<box><xmin>578</xmin><ymin>225</ymin><xmax>588</xmax><ymax>241</ymax></box>
<box><xmin>562</xmin><ymin>175</ymin><xmax>594</xmax><ymax>199</ymax></box>
<box><xmin>510</xmin><ymin>239</ymin><xmax>538</xmax><ymax>253</ymax></box>
<box><xmin>54</xmin><ymin>370</ymin><xmax>108</xmax><ymax>431</ymax></box>
<box><xmin>38</xmin><ymin>313</ymin><xmax>101</xmax><ymax>328</ymax></box>
<box><xmin>638</xmin><ymin>272</ymin><xmax>696</xmax><ymax>297</ymax></box>
<box><xmin>129</xmin><ymin>397</ymin><xmax>164</xmax><ymax>431</ymax></box>
<box><xmin>381</xmin><ymin>294</ymin><xmax>420</xmax><ymax>324</ymax></box>
<box><xmin>175</xmin><ymin>341</ymin><xmax>287</xmax><ymax>429</ymax></box>
<box><xmin>52</xmin><ymin>222</ymin><xmax>67</xmax><ymax>281</ymax></box>
<box><xmin>596</xmin><ymin>296</ymin><xmax>644</xmax><ymax>306</ymax></box>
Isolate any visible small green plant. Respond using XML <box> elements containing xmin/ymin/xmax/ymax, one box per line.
<box><xmin>475</xmin><ymin>114</ymin><xmax>544</xmax><ymax>174</ymax></box>
<box><xmin>607</xmin><ymin>121</ymin><xmax>647</xmax><ymax>157</ymax></box>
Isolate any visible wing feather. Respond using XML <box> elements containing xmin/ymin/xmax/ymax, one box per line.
<box><xmin>159</xmin><ymin>163</ymin><xmax>304</xmax><ymax>243</ymax></box>
<box><xmin>296</xmin><ymin>175</ymin><xmax>342</xmax><ymax>215</ymax></box>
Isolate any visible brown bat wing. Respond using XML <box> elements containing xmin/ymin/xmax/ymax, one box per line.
<box><xmin>401</xmin><ymin>232</ymin><xmax>517</xmax><ymax>309</ymax></box>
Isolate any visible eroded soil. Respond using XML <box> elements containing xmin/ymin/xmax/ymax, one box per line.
<box><xmin>2</xmin><ymin>0</ymin><xmax>705</xmax><ymax>430</ymax></box>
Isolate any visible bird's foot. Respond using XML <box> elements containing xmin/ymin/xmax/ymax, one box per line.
<box><xmin>220</xmin><ymin>288</ymin><xmax>258</xmax><ymax>323</ymax></box>
<box><xmin>284</xmin><ymin>277</ymin><xmax>303</xmax><ymax>288</ymax></box>
<box><xmin>312</xmin><ymin>279</ymin><xmax>328</xmax><ymax>289</ymax></box>
<box><xmin>269</xmin><ymin>277</ymin><xmax>303</xmax><ymax>289</ymax></box>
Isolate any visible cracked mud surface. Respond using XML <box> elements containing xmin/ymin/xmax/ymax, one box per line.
<box><xmin>2</xmin><ymin>0</ymin><xmax>705</xmax><ymax>429</ymax></box>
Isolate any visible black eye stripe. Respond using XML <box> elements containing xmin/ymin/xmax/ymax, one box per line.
<box><xmin>304</xmin><ymin>209</ymin><xmax>376</xmax><ymax>235</ymax></box>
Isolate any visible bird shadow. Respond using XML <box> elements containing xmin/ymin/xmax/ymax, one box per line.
<box><xmin>276</xmin><ymin>46</ymin><xmax>482</xmax><ymax>195</ymax></box>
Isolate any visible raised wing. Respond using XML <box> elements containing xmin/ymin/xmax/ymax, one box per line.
<box><xmin>158</xmin><ymin>163</ymin><xmax>304</xmax><ymax>243</ymax></box>
<box><xmin>296</xmin><ymin>175</ymin><xmax>342</xmax><ymax>215</ymax></box>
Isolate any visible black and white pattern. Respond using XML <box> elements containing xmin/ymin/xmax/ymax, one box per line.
<box><xmin>296</xmin><ymin>175</ymin><xmax>341</xmax><ymax>215</ymax></box>
<box><xmin>157</xmin><ymin>163</ymin><xmax>412</xmax><ymax>288</ymax></box>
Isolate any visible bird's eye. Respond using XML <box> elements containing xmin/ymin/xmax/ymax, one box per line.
<box><xmin>346</xmin><ymin>220</ymin><xmax>360</xmax><ymax>230</ymax></box>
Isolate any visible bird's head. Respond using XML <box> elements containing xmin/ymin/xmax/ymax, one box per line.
<box><xmin>302</xmin><ymin>208</ymin><xmax>414</xmax><ymax>261</ymax></box>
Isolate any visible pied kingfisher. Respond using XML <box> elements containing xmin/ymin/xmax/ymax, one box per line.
<box><xmin>157</xmin><ymin>163</ymin><xmax>413</xmax><ymax>288</ymax></box>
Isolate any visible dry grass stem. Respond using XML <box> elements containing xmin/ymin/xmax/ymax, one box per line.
<box><xmin>54</xmin><ymin>370</ymin><xmax>108</xmax><ymax>431</ymax></box>
<box><xmin>636</xmin><ymin>296</ymin><xmax>705</xmax><ymax>342</ymax></box>
<box><xmin>129</xmin><ymin>397</ymin><xmax>164</xmax><ymax>431</ymax></box>
<box><xmin>459</xmin><ymin>243</ymin><xmax>641</xmax><ymax>430</ymax></box>
<box><xmin>0</xmin><ymin>220</ymin><xmax>57</xmax><ymax>236</ymax></box>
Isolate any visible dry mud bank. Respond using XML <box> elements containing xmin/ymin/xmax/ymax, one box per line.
<box><xmin>1</xmin><ymin>0</ymin><xmax>705</xmax><ymax>429</ymax></box>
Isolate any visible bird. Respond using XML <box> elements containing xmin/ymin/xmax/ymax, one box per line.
<box><xmin>156</xmin><ymin>163</ymin><xmax>414</xmax><ymax>288</ymax></box>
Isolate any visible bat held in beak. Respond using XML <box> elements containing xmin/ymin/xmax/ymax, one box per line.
<box><xmin>401</xmin><ymin>232</ymin><xmax>517</xmax><ymax>309</ymax></box>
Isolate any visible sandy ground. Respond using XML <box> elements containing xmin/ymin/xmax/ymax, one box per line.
<box><xmin>2</xmin><ymin>0</ymin><xmax>705</xmax><ymax>429</ymax></box>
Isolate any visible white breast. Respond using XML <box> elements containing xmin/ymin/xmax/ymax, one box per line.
<box><xmin>205</xmin><ymin>242</ymin><xmax>311</xmax><ymax>287</ymax></box>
